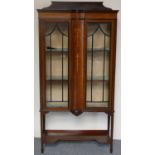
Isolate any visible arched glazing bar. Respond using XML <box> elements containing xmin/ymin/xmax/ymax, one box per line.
<box><xmin>45</xmin><ymin>23</ymin><xmax>68</xmax><ymax>37</ymax></box>
<box><xmin>87</xmin><ymin>23</ymin><xmax>110</xmax><ymax>37</ymax></box>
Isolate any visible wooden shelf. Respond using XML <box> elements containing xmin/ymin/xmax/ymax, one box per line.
<box><xmin>46</xmin><ymin>76</ymin><xmax>109</xmax><ymax>81</ymax></box>
<box><xmin>46</xmin><ymin>130</ymin><xmax>109</xmax><ymax>136</ymax></box>
<box><xmin>46</xmin><ymin>79</ymin><xmax>68</xmax><ymax>83</ymax></box>
<box><xmin>45</xmin><ymin>48</ymin><xmax>110</xmax><ymax>53</ymax></box>
<box><xmin>46</xmin><ymin>47</ymin><xmax>68</xmax><ymax>51</ymax></box>
<box><xmin>87</xmin><ymin>76</ymin><xmax>109</xmax><ymax>81</ymax></box>
<box><xmin>43</xmin><ymin>130</ymin><xmax>110</xmax><ymax>144</ymax></box>
<box><xmin>46</xmin><ymin>76</ymin><xmax>68</xmax><ymax>81</ymax></box>
<box><xmin>87</xmin><ymin>48</ymin><xmax>110</xmax><ymax>52</ymax></box>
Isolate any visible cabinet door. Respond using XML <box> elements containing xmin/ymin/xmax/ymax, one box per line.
<box><xmin>86</xmin><ymin>22</ymin><xmax>111</xmax><ymax>108</ymax></box>
<box><xmin>45</xmin><ymin>22</ymin><xmax>69</xmax><ymax>108</ymax></box>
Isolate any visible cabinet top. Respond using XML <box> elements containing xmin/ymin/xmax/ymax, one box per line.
<box><xmin>37</xmin><ymin>2</ymin><xmax>118</xmax><ymax>12</ymax></box>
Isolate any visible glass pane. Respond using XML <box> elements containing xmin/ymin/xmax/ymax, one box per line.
<box><xmin>45</xmin><ymin>23</ymin><xmax>68</xmax><ymax>108</ymax></box>
<box><xmin>86</xmin><ymin>23</ymin><xmax>111</xmax><ymax>108</ymax></box>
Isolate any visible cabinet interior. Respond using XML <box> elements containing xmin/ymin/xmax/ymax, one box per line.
<box><xmin>45</xmin><ymin>22</ymin><xmax>111</xmax><ymax>108</ymax></box>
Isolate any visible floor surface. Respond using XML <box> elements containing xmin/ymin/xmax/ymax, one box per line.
<box><xmin>34</xmin><ymin>138</ymin><xmax>121</xmax><ymax>155</ymax></box>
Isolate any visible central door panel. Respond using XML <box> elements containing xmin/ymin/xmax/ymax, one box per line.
<box><xmin>69</xmin><ymin>19</ymin><xmax>86</xmax><ymax>115</ymax></box>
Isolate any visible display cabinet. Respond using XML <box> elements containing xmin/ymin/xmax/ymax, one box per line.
<box><xmin>37</xmin><ymin>2</ymin><xmax>118</xmax><ymax>153</ymax></box>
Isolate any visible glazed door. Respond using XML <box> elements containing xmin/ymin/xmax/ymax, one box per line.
<box><xmin>86</xmin><ymin>22</ymin><xmax>112</xmax><ymax>109</ymax></box>
<box><xmin>44</xmin><ymin>22</ymin><xmax>69</xmax><ymax>109</ymax></box>
<box><xmin>41</xmin><ymin>20</ymin><xmax>113</xmax><ymax>111</ymax></box>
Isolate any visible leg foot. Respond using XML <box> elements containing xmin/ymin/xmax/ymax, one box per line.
<box><xmin>110</xmin><ymin>142</ymin><xmax>113</xmax><ymax>153</ymax></box>
<box><xmin>110</xmin><ymin>113</ymin><xmax>114</xmax><ymax>154</ymax></box>
<box><xmin>41</xmin><ymin>143</ymin><xmax>44</xmax><ymax>154</ymax></box>
<box><xmin>110</xmin><ymin>148</ymin><xmax>113</xmax><ymax>153</ymax></box>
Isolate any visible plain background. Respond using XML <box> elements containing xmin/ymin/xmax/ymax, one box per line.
<box><xmin>34</xmin><ymin>0</ymin><xmax>121</xmax><ymax>140</ymax></box>
<box><xmin>0</xmin><ymin>0</ymin><xmax>155</xmax><ymax>155</ymax></box>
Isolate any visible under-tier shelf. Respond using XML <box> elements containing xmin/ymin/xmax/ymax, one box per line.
<box><xmin>43</xmin><ymin>130</ymin><xmax>110</xmax><ymax>144</ymax></box>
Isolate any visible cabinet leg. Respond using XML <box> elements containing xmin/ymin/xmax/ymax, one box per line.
<box><xmin>110</xmin><ymin>114</ymin><xmax>114</xmax><ymax>153</ymax></box>
<box><xmin>108</xmin><ymin>114</ymin><xmax>110</xmax><ymax>131</ymax></box>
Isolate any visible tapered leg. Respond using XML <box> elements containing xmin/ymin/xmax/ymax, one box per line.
<box><xmin>110</xmin><ymin>114</ymin><xmax>114</xmax><ymax>153</ymax></box>
<box><xmin>40</xmin><ymin>113</ymin><xmax>45</xmax><ymax>154</ymax></box>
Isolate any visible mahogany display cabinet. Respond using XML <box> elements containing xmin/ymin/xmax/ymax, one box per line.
<box><xmin>37</xmin><ymin>2</ymin><xmax>118</xmax><ymax>154</ymax></box>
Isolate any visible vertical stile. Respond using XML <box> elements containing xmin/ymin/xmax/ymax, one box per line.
<box><xmin>62</xmin><ymin>34</ymin><xmax>64</xmax><ymax>102</ymax></box>
<box><xmin>103</xmin><ymin>34</ymin><xmax>106</xmax><ymax>102</ymax></box>
<box><xmin>50</xmin><ymin>32</ymin><xmax>52</xmax><ymax>101</ymax></box>
<box><xmin>91</xmin><ymin>35</ymin><xmax>94</xmax><ymax>102</ymax></box>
